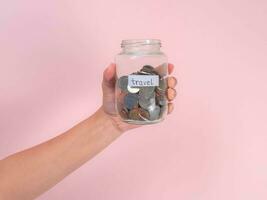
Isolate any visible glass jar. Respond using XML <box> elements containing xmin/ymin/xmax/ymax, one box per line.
<box><xmin>115</xmin><ymin>39</ymin><xmax>168</xmax><ymax>125</ymax></box>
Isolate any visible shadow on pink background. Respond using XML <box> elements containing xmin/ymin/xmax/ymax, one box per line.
<box><xmin>0</xmin><ymin>0</ymin><xmax>267</xmax><ymax>199</ymax></box>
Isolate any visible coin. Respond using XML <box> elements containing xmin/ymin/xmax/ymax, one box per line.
<box><xmin>138</xmin><ymin>108</ymin><xmax>150</xmax><ymax>120</ymax></box>
<box><xmin>159</xmin><ymin>105</ymin><xmax>167</xmax><ymax>118</ymax></box>
<box><xmin>118</xmin><ymin>76</ymin><xmax>128</xmax><ymax>92</ymax></box>
<box><xmin>119</xmin><ymin>109</ymin><xmax>128</xmax><ymax>119</ymax></box>
<box><xmin>129</xmin><ymin>108</ymin><xmax>143</xmax><ymax>120</ymax></box>
<box><xmin>116</xmin><ymin>103</ymin><xmax>123</xmax><ymax>114</ymax></box>
<box><xmin>137</xmin><ymin>71</ymin><xmax>151</xmax><ymax>75</ymax></box>
<box><xmin>140</xmin><ymin>65</ymin><xmax>157</xmax><ymax>74</ymax></box>
<box><xmin>156</xmin><ymin>91</ymin><xmax>167</xmax><ymax>106</ymax></box>
<box><xmin>124</xmin><ymin>93</ymin><xmax>139</xmax><ymax>110</ymax></box>
<box><xmin>139</xmin><ymin>86</ymin><xmax>155</xmax><ymax>99</ymax></box>
<box><xmin>116</xmin><ymin>91</ymin><xmax>127</xmax><ymax>112</ymax></box>
<box><xmin>127</xmin><ymin>85</ymin><xmax>140</xmax><ymax>93</ymax></box>
<box><xmin>117</xmin><ymin>91</ymin><xmax>127</xmax><ymax>103</ymax></box>
<box><xmin>158</xmin><ymin>78</ymin><xmax>167</xmax><ymax>91</ymax></box>
<box><xmin>117</xmin><ymin>64</ymin><xmax>168</xmax><ymax>123</ymax></box>
<box><xmin>159</xmin><ymin>78</ymin><xmax>167</xmax><ymax>89</ymax></box>
<box><xmin>139</xmin><ymin>94</ymin><xmax>156</xmax><ymax>109</ymax></box>
<box><xmin>148</xmin><ymin>105</ymin><xmax>161</xmax><ymax>120</ymax></box>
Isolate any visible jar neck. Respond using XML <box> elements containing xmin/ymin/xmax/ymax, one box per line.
<box><xmin>121</xmin><ymin>39</ymin><xmax>161</xmax><ymax>53</ymax></box>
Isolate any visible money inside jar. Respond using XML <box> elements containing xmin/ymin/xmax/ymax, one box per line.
<box><xmin>116</xmin><ymin>65</ymin><xmax>167</xmax><ymax>124</ymax></box>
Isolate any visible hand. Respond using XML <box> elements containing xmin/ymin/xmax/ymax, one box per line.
<box><xmin>0</xmin><ymin>64</ymin><xmax>177</xmax><ymax>200</ymax></box>
<box><xmin>101</xmin><ymin>63</ymin><xmax>177</xmax><ymax>133</ymax></box>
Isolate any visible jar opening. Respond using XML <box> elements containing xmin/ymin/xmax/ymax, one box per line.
<box><xmin>121</xmin><ymin>39</ymin><xmax>161</xmax><ymax>48</ymax></box>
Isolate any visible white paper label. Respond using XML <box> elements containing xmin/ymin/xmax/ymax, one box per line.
<box><xmin>128</xmin><ymin>75</ymin><xmax>159</xmax><ymax>87</ymax></box>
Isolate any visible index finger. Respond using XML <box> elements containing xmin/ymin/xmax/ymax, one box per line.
<box><xmin>168</xmin><ymin>63</ymin><xmax>174</xmax><ymax>74</ymax></box>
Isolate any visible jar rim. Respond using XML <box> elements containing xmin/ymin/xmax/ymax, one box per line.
<box><xmin>121</xmin><ymin>39</ymin><xmax>161</xmax><ymax>48</ymax></box>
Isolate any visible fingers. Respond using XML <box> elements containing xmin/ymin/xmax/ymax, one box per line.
<box><xmin>167</xmin><ymin>76</ymin><xmax>177</xmax><ymax>88</ymax></box>
<box><xmin>168</xmin><ymin>63</ymin><xmax>174</xmax><ymax>74</ymax></box>
<box><xmin>167</xmin><ymin>103</ymin><xmax>174</xmax><ymax>114</ymax></box>
<box><xmin>166</xmin><ymin>64</ymin><xmax>177</xmax><ymax>115</ymax></box>
<box><xmin>166</xmin><ymin>76</ymin><xmax>177</xmax><ymax>102</ymax></box>
<box><xmin>166</xmin><ymin>88</ymin><xmax>177</xmax><ymax>101</ymax></box>
<box><xmin>167</xmin><ymin>88</ymin><xmax>176</xmax><ymax>115</ymax></box>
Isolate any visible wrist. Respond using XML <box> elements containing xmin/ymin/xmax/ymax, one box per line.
<box><xmin>95</xmin><ymin>107</ymin><xmax>125</xmax><ymax>135</ymax></box>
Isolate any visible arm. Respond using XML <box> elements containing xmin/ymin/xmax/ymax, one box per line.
<box><xmin>0</xmin><ymin>63</ymin><xmax>177</xmax><ymax>200</ymax></box>
<box><xmin>0</xmin><ymin>108</ymin><xmax>122</xmax><ymax>200</ymax></box>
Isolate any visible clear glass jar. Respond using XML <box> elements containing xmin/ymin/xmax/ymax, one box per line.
<box><xmin>115</xmin><ymin>39</ymin><xmax>168</xmax><ymax>125</ymax></box>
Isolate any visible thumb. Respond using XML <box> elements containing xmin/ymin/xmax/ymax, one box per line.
<box><xmin>102</xmin><ymin>63</ymin><xmax>117</xmax><ymax>115</ymax></box>
<box><xmin>103</xmin><ymin>63</ymin><xmax>116</xmax><ymax>88</ymax></box>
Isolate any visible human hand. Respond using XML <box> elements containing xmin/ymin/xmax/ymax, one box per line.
<box><xmin>101</xmin><ymin>63</ymin><xmax>177</xmax><ymax>133</ymax></box>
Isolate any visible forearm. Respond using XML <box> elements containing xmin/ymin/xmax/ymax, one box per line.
<box><xmin>0</xmin><ymin>107</ymin><xmax>122</xmax><ymax>200</ymax></box>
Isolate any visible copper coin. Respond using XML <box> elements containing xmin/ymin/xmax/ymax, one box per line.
<box><xmin>138</xmin><ymin>108</ymin><xmax>150</xmax><ymax>120</ymax></box>
<box><xmin>129</xmin><ymin>108</ymin><xmax>142</xmax><ymax>120</ymax></box>
<box><xmin>118</xmin><ymin>91</ymin><xmax>127</xmax><ymax>104</ymax></box>
<box><xmin>119</xmin><ymin>109</ymin><xmax>128</xmax><ymax>119</ymax></box>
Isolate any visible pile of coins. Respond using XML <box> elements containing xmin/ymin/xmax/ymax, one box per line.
<box><xmin>116</xmin><ymin>65</ymin><xmax>167</xmax><ymax>123</ymax></box>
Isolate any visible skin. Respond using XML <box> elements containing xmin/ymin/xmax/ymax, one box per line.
<box><xmin>0</xmin><ymin>63</ymin><xmax>177</xmax><ymax>200</ymax></box>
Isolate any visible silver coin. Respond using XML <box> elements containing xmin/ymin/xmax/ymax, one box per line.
<box><xmin>139</xmin><ymin>94</ymin><xmax>156</xmax><ymax>109</ymax></box>
<box><xmin>137</xmin><ymin>70</ymin><xmax>152</xmax><ymax>75</ymax></box>
<box><xmin>159</xmin><ymin>105</ymin><xmax>167</xmax><ymax>118</ymax></box>
<box><xmin>117</xmin><ymin>76</ymin><xmax>128</xmax><ymax>92</ymax></box>
<box><xmin>159</xmin><ymin>99</ymin><xmax>167</xmax><ymax>106</ymax></box>
<box><xmin>156</xmin><ymin>93</ymin><xmax>167</xmax><ymax>106</ymax></box>
<box><xmin>148</xmin><ymin>105</ymin><xmax>161</xmax><ymax>121</ymax></box>
<box><xmin>140</xmin><ymin>65</ymin><xmax>157</xmax><ymax>74</ymax></box>
<box><xmin>124</xmin><ymin>93</ymin><xmax>139</xmax><ymax>110</ymax></box>
<box><xmin>157</xmin><ymin>78</ymin><xmax>167</xmax><ymax>92</ymax></box>
<box><xmin>127</xmin><ymin>85</ymin><xmax>140</xmax><ymax>93</ymax></box>
<box><xmin>139</xmin><ymin>87</ymin><xmax>155</xmax><ymax>99</ymax></box>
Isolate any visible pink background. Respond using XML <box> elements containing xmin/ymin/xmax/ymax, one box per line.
<box><xmin>0</xmin><ymin>0</ymin><xmax>267</xmax><ymax>199</ymax></box>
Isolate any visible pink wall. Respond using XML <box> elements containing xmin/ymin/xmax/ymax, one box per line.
<box><xmin>1</xmin><ymin>0</ymin><xmax>267</xmax><ymax>199</ymax></box>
